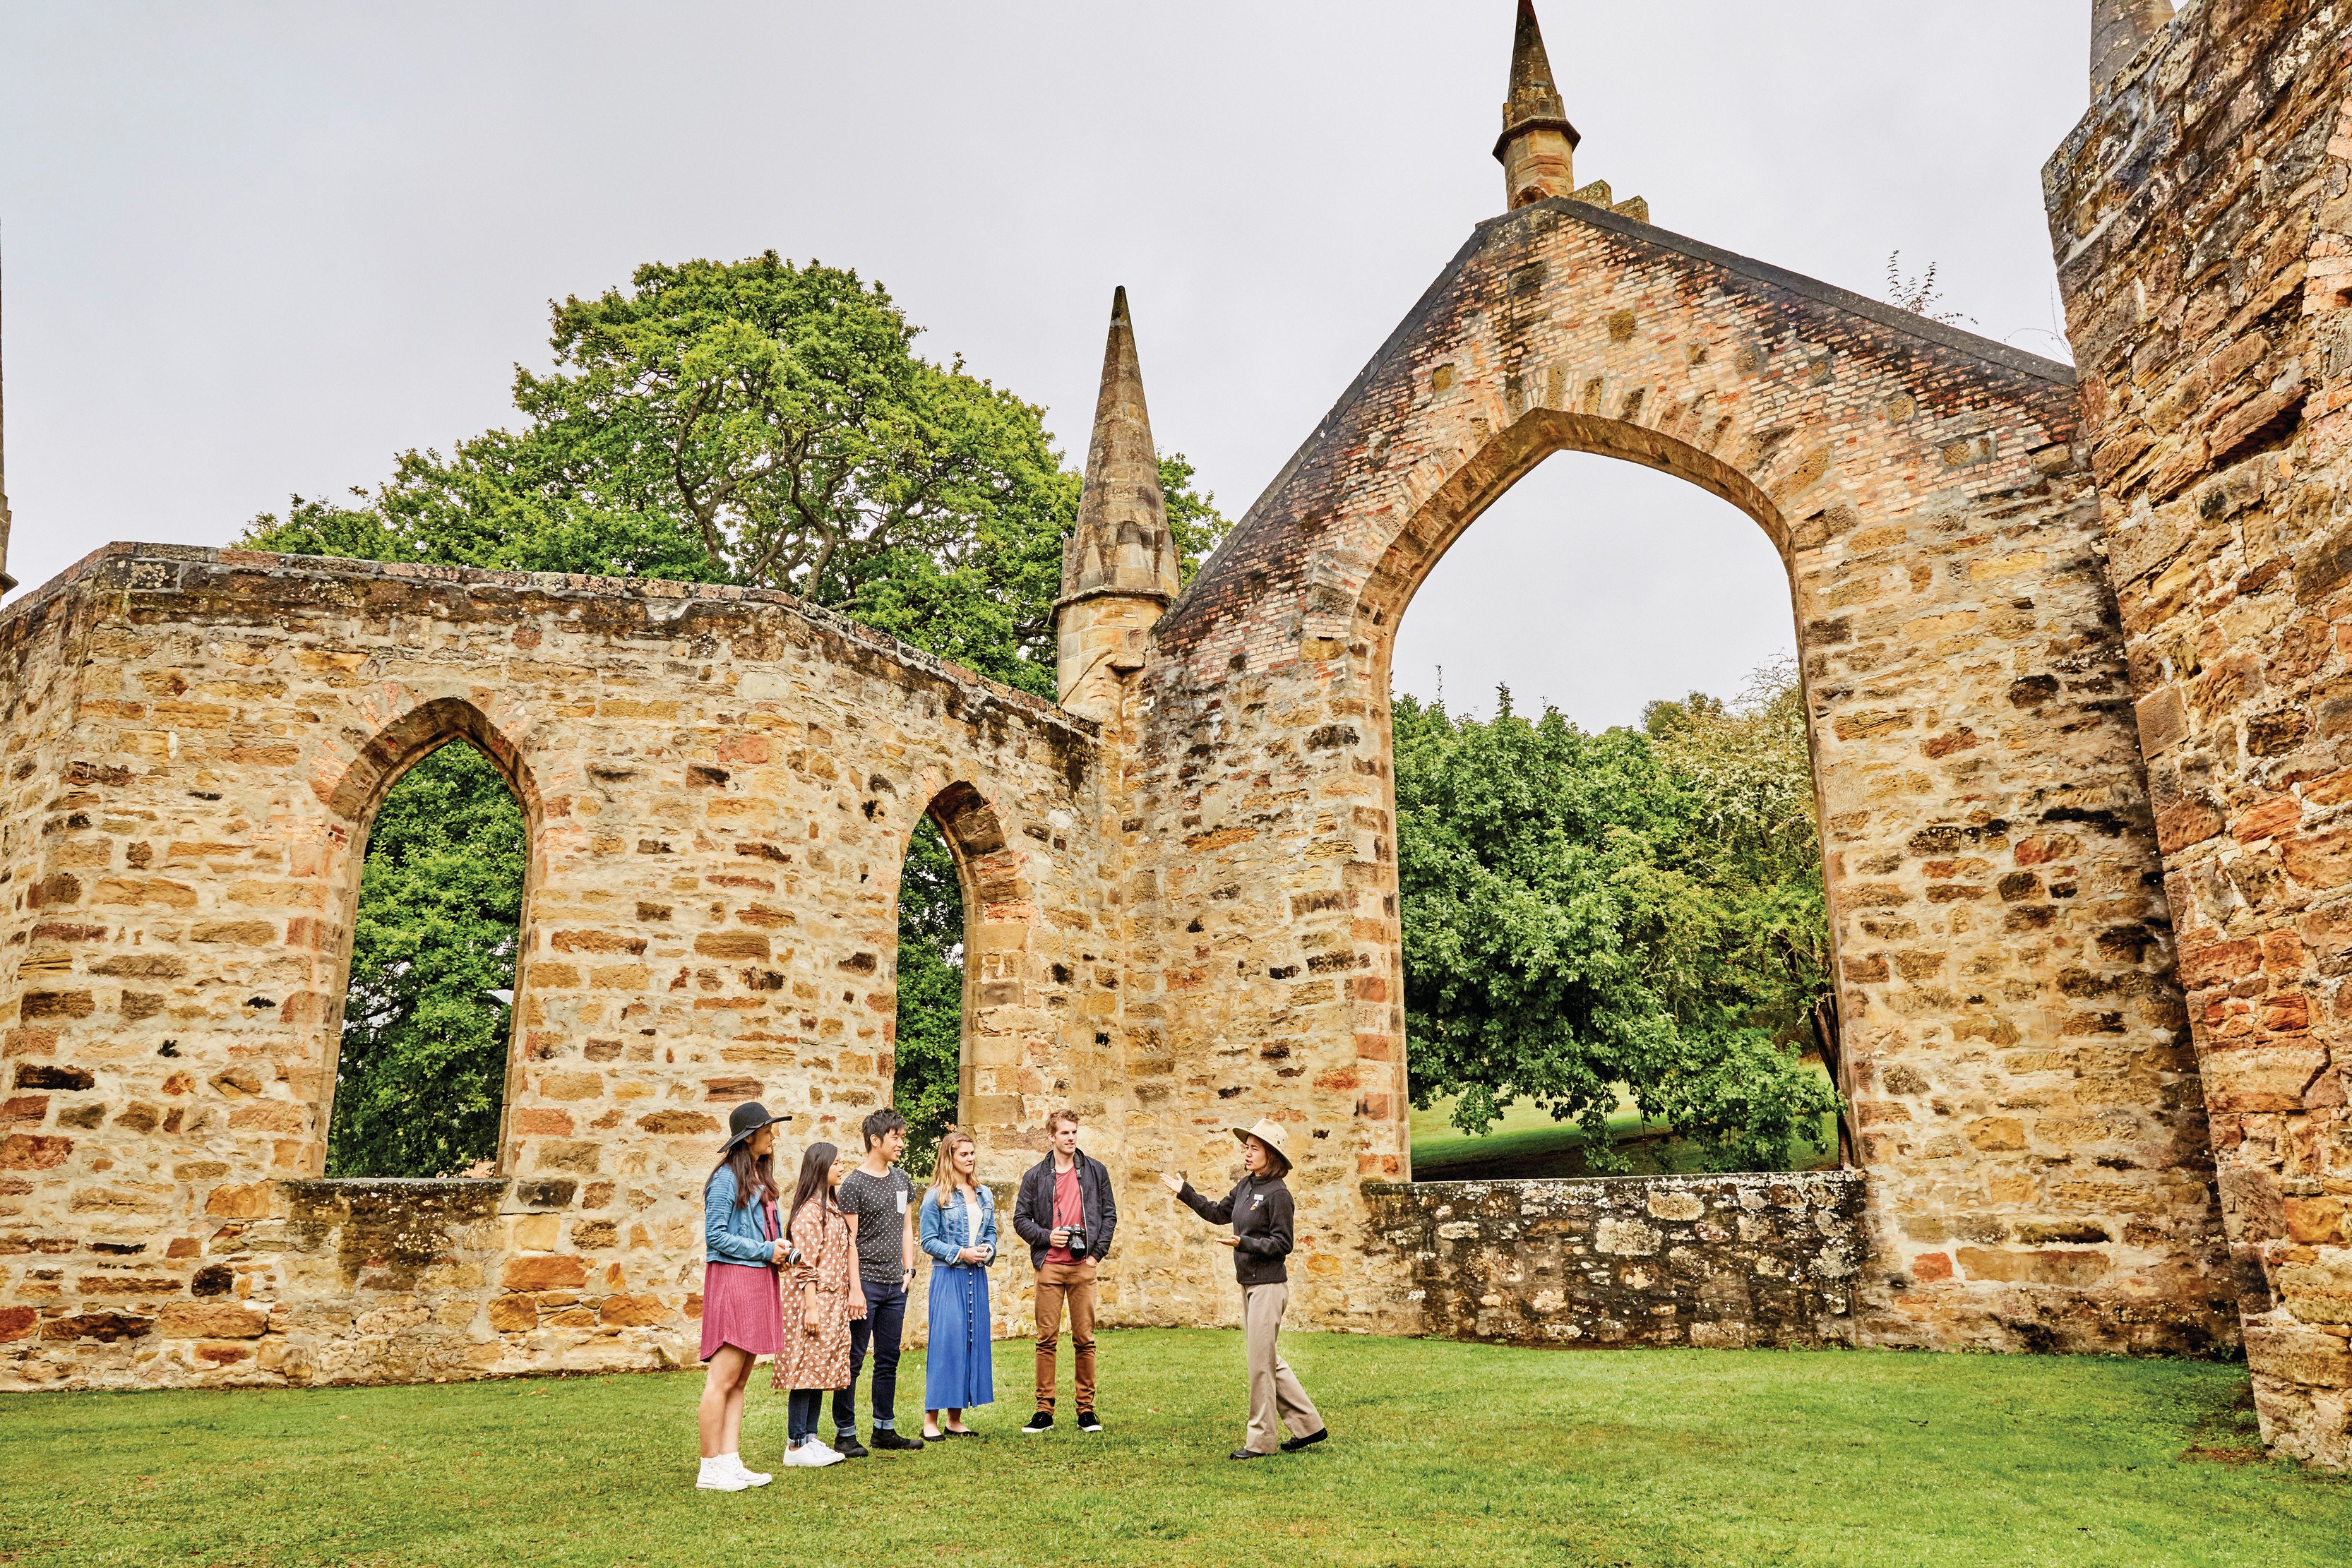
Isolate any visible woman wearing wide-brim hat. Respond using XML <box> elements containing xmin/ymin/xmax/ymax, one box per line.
<box><xmin>696</xmin><ymin>1101</ymin><xmax>795</xmax><ymax>1491</ymax></box>
<box><xmin>1161</xmin><ymin>1116</ymin><xmax>1330</xmax><ymax>1460</ymax></box>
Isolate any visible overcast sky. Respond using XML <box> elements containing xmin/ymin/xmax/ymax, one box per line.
<box><xmin>0</xmin><ymin>1</ymin><xmax>2103</xmax><ymax>729</ymax></box>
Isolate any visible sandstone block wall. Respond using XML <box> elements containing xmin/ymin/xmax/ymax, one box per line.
<box><xmin>1366</xmin><ymin>1172</ymin><xmax>1867</xmax><ymax>1349</ymax></box>
<box><xmin>0</xmin><ymin>546</ymin><xmax>1114</xmax><ymax>1386</ymax></box>
<box><xmin>2046</xmin><ymin>0</ymin><xmax>2352</xmax><ymax>1464</ymax></box>
<box><xmin>1126</xmin><ymin>198</ymin><xmax>2235</xmax><ymax>1354</ymax></box>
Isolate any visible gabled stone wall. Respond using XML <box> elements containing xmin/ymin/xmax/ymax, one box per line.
<box><xmin>2045</xmin><ymin>0</ymin><xmax>2352</xmax><ymax>1466</ymax></box>
<box><xmin>1121</xmin><ymin>199</ymin><xmax>2234</xmax><ymax>1355</ymax></box>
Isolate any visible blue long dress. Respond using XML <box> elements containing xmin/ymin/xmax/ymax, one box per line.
<box><xmin>921</xmin><ymin>1184</ymin><xmax>996</xmax><ymax>1411</ymax></box>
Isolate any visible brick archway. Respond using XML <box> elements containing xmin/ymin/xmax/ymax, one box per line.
<box><xmin>1137</xmin><ymin>197</ymin><xmax>2238</xmax><ymax>1351</ymax></box>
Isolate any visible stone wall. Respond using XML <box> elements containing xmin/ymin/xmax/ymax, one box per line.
<box><xmin>1366</xmin><ymin>1173</ymin><xmax>1868</xmax><ymax>1349</ymax></box>
<box><xmin>1121</xmin><ymin>197</ymin><xmax>2236</xmax><ymax>1355</ymax></box>
<box><xmin>2044</xmin><ymin>0</ymin><xmax>2352</xmax><ymax>1466</ymax></box>
<box><xmin>0</xmin><ymin>545</ymin><xmax>1111</xmax><ymax>1386</ymax></box>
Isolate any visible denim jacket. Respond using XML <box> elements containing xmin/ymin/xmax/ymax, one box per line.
<box><xmin>919</xmin><ymin>1184</ymin><xmax>997</xmax><ymax>1267</ymax></box>
<box><xmin>704</xmin><ymin>1163</ymin><xmax>780</xmax><ymax>1267</ymax></box>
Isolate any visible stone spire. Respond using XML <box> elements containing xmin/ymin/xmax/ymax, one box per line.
<box><xmin>2091</xmin><ymin>0</ymin><xmax>2174</xmax><ymax>94</ymax></box>
<box><xmin>1055</xmin><ymin>286</ymin><xmax>1174</xmax><ymax>722</ymax></box>
<box><xmin>0</xmin><ymin>246</ymin><xmax>14</xmax><ymax>595</ymax></box>
<box><xmin>1493</xmin><ymin>0</ymin><xmax>1580</xmax><ymax>210</ymax></box>
<box><xmin>1058</xmin><ymin>286</ymin><xmax>1176</xmax><ymax>610</ymax></box>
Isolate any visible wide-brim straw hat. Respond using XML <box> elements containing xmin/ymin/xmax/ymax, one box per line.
<box><xmin>1231</xmin><ymin>1117</ymin><xmax>1292</xmax><ymax>1168</ymax></box>
<box><xmin>723</xmin><ymin>1100</ymin><xmax>792</xmax><ymax>1151</ymax></box>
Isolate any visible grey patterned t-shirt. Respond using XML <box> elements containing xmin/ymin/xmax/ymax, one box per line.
<box><xmin>835</xmin><ymin>1166</ymin><xmax>914</xmax><ymax>1284</ymax></box>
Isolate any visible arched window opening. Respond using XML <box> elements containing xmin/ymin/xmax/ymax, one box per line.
<box><xmin>1390</xmin><ymin>449</ymin><xmax>1845</xmax><ymax>1183</ymax></box>
<box><xmin>326</xmin><ymin>740</ymin><xmax>527</xmax><ymax>1178</ymax></box>
<box><xmin>891</xmin><ymin>813</ymin><xmax>967</xmax><ymax>1177</ymax></box>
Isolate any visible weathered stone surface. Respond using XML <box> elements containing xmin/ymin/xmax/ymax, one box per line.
<box><xmin>1366</xmin><ymin>1173</ymin><xmax>1867</xmax><ymax>1348</ymax></box>
<box><xmin>0</xmin><ymin>551</ymin><xmax>1103</xmax><ymax>1387</ymax></box>
<box><xmin>2046</xmin><ymin>0</ymin><xmax>2352</xmax><ymax>1466</ymax></box>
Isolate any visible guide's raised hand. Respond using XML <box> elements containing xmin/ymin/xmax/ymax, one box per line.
<box><xmin>1159</xmin><ymin>1171</ymin><xmax>1186</xmax><ymax>1197</ymax></box>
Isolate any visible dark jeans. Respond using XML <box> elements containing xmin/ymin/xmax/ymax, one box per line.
<box><xmin>788</xmin><ymin>1387</ymin><xmax>823</xmax><ymax>1444</ymax></box>
<box><xmin>835</xmin><ymin>1279</ymin><xmax>906</xmax><ymax>1432</ymax></box>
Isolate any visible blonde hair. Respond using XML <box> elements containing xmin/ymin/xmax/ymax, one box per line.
<box><xmin>1046</xmin><ymin>1107</ymin><xmax>1080</xmax><ymax>1133</ymax></box>
<box><xmin>929</xmin><ymin>1127</ymin><xmax>978</xmax><ymax>1205</ymax></box>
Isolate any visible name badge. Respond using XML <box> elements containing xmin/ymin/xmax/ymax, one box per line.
<box><xmin>896</xmin><ymin>1189</ymin><xmax>909</xmax><ymax>1214</ymax></box>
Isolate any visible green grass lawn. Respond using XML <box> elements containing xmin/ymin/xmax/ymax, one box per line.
<box><xmin>4</xmin><ymin>1331</ymin><xmax>2344</xmax><ymax>1567</ymax></box>
<box><xmin>1410</xmin><ymin>1090</ymin><xmax>1839</xmax><ymax>1178</ymax></box>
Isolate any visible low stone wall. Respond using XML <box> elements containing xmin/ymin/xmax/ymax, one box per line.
<box><xmin>1365</xmin><ymin>1172</ymin><xmax>1868</xmax><ymax>1349</ymax></box>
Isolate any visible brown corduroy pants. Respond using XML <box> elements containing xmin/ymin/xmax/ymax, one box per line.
<box><xmin>1032</xmin><ymin>1259</ymin><xmax>1097</xmax><ymax>1411</ymax></box>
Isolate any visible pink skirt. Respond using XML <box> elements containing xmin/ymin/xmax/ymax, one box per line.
<box><xmin>699</xmin><ymin>1262</ymin><xmax>783</xmax><ymax>1360</ymax></box>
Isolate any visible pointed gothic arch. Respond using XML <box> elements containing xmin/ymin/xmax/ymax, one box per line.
<box><xmin>314</xmin><ymin>696</ymin><xmax>543</xmax><ymax>1176</ymax></box>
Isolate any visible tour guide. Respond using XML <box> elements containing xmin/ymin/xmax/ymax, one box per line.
<box><xmin>1162</xmin><ymin>1117</ymin><xmax>1330</xmax><ymax>1460</ymax></box>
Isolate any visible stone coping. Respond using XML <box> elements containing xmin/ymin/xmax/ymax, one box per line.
<box><xmin>1517</xmin><ymin>199</ymin><xmax>2077</xmax><ymax>386</ymax></box>
<box><xmin>1363</xmin><ymin>1169</ymin><xmax>1864</xmax><ymax>1197</ymax></box>
<box><xmin>0</xmin><ymin>541</ymin><xmax>1099</xmax><ymax>743</ymax></box>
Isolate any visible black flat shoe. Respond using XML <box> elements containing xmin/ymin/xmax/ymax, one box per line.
<box><xmin>1229</xmin><ymin>1447</ymin><xmax>1273</xmax><ymax>1460</ymax></box>
<box><xmin>1280</xmin><ymin>1428</ymin><xmax>1329</xmax><ymax>1453</ymax></box>
<box><xmin>943</xmin><ymin>1426</ymin><xmax>978</xmax><ymax>1437</ymax></box>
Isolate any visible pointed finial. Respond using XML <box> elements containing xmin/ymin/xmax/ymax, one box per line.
<box><xmin>1494</xmin><ymin>0</ymin><xmax>1580</xmax><ymax>210</ymax></box>
<box><xmin>1058</xmin><ymin>285</ymin><xmax>1176</xmax><ymax>609</ymax></box>
<box><xmin>2091</xmin><ymin>0</ymin><xmax>2173</xmax><ymax>95</ymax></box>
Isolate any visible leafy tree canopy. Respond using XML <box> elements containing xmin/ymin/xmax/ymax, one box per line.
<box><xmin>1395</xmin><ymin>666</ymin><xmax>1837</xmax><ymax>1173</ymax></box>
<box><xmin>246</xmin><ymin>253</ymin><xmax>1228</xmax><ymax>698</ymax></box>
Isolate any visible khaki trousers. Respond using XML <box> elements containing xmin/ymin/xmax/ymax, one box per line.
<box><xmin>1032</xmin><ymin>1259</ymin><xmax>1097</xmax><ymax>1411</ymax></box>
<box><xmin>1243</xmin><ymin>1281</ymin><xmax>1324</xmax><ymax>1454</ymax></box>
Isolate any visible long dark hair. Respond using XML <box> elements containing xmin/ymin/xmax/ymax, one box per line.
<box><xmin>709</xmin><ymin>1139</ymin><xmax>777</xmax><ymax>1210</ymax></box>
<box><xmin>789</xmin><ymin>1142</ymin><xmax>841</xmax><ymax>1226</ymax></box>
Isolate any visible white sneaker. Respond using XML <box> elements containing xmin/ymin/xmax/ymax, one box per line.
<box><xmin>787</xmin><ymin>1441</ymin><xmax>845</xmax><ymax>1468</ymax></box>
<box><xmin>725</xmin><ymin>1454</ymin><xmax>772</xmax><ymax>1486</ymax></box>
<box><xmin>696</xmin><ymin>1459</ymin><xmax>753</xmax><ymax>1491</ymax></box>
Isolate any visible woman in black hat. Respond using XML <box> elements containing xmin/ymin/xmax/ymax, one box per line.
<box><xmin>696</xmin><ymin>1101</ymin><xmax>794</xmax><ymax>1491</ymax></box>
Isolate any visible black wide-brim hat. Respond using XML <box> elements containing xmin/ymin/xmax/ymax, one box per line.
<box><xmin>723</xmin><ymin>1100</ymin><xmax>792</xmax><ymax>1151</ymax></box>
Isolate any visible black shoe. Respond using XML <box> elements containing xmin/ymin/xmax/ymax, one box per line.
<box><xmin>1229</xmin><ymin>1447</ymin><xmax>1272</xmax><ymax>1460</ymax></box>
<box><xmin>1020</xmin><ymin>1411</ymin><xmax>1053</xmax><ymax>1435</ymax></box>
<box><xmin>1075</xmin><ymin>1409</ymin><xmax>1102</xmax><ymax>1434</ymax></box>
<box><xmin>832</xmin><ymin>1434</ymin><xmax>869</xmax><ymax>1459</ymax></box>
<box><xmin>871</xmin><ymin>1428</ymin><xmax>924</xmax><ymax>1452</ymax></box>
<box><xmin>1280</xmin><ymin>1428</ymin><xmax>1328</xmax><ymax>1453</ymax></box>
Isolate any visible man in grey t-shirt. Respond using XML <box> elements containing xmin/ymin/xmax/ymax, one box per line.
<box><xmin>832</xmin><ymin>1108</ymin><xmax>922</xmax><ymax>1455</ymax></box>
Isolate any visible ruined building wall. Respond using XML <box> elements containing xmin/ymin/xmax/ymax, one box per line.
<box><xmin>2046</xmin><ymin>0</ymin><xmax>2352</xmax><ymax>1466</ymax></box>
<box><xmin>1120</xmin><ymin>198</ymin><xmax>2236</xmax><ymax>1355</ymax></box>
<box><xmin>1367</xmin><ymin>1171</ymin><xmax>1867</xmax><ymax>1351</ymax></box>
<box><xmin>0</xmin><ymin>545</ymin><xmax>1114</xmax><ymax>1386</ymax></box>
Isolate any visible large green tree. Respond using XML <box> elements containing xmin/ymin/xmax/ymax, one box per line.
<box><xmin>1394</xmin><ymin>671</ymin><xmax>1837</xmax><ymax>1173</ymax></box>
<box><xmin>248</xmin><ymin>253</ymin><xmax>1228</xmax><ymax>1173</ymax></box>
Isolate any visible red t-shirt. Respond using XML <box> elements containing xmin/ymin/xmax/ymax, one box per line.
<box><xmin>1045</xmin><ymin>1163</ymin><xmax>1082</xmax><ymax>1262</ymax></box>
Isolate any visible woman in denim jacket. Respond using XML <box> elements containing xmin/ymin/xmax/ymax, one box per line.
<box><xmin>918</xmin><ymin>1127</ymin><xmax>996</xmax><ymax>1436</ymax></box>
<box><xmin>696</xmin><ymin>1101</ymin><xmax>794</xmax><ymax>1492</ymax></box>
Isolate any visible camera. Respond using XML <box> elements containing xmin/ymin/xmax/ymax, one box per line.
<box><xmin>1065</xmin><ymin>1225</ymin><xmax>1087</xmax><ymax>1255</ymax></box>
